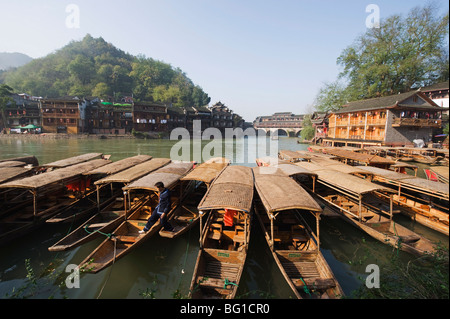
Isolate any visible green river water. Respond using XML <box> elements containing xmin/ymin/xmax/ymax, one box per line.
<box><xmin>0</xmin><ymin>136</ymin><xmax>447</xmax><ymax>299</ymax></box>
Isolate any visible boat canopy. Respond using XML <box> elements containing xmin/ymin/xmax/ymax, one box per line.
<box><xmin>42</xmin><ymin>153</ymin><xmax>103</xmax><ymax>168</ymax></box>
<box><xmin>0</xmin><ymin>167</ymin><xmax>32</xmax><ymax>184</ymax></box>
<box><xmin>274</xmin><ymin>163</ymin><xmax>318</xmax><ymax>179</ymax></box>
<box><xmin>94</xmin><ymin>158</ymin><xmax>170</xmax><ymax>185</ymax></box>
<box><xmin>357</xmin><ymin>166</ymin><xmax>449</xmax><ymax>199</ymax></box>
<box><xmin>313</xmin><ymin>169</ymin><xmax>394</xmax><ymax>195</ymax></box>
<box><xmin>253</xmin><ymin>166</ymin><xmax>321</xmax><ymax>213</ymax></box>
<box><xmin>0</xmin><ymin>159</ymin><xmax>110</xmax><ymax>190</ymax></box>
<box><xmin>85</xmin><ymin>155</ymin><xmax>152</xmax><ymax>176</ymax></box>
<box><xmin>180</xmin><ymin>157</ymin><xmax>230</xmax><ymax>185</ymax></box>
<box><xmin>279</xmin><ymin>149</ymin><xmax>307</xmax><ymax>162</ymax></box>
<box><xmin>123</xmin><ymin>162</ymin><xmax>194</xmax><ymax>191</ymax></box>
<box><xmin>198</xmin><ymin>165</ymin><xmax>254</xmax><ymax>213</ymax></box>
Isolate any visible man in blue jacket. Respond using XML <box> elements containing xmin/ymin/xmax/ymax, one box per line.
<box><xmin>139</xmin><ymin>181</ymin><xmax>174</xmax><ymax>233</ymax></box>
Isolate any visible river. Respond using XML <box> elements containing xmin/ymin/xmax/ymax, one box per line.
<box><xmin>0</xmin><ymin>136</ymin><xmax>447</xmax><ymax>299</ymax></box>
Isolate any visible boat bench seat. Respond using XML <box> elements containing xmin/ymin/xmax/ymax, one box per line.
<box><xmin>208</xmin><ymin>223</ymin><xmax>223</xmax><ymax>240</ymax></box>
<box><xmin>196</xmin><ymin>276</ymin><xmax>234</xmax><ymax>289</ymax></box>
<box><xmin>293</xmin><ymin>277</ymin><xmax>336</xmax><ymax>290</ymax></box>
<box><xmin>87</xmin><ymin>222</ymin><xmax>110</xmax><ymax>228</ymax></box>
<box><xmin>114</xmin><ymin>235</ymin><xmax>137</xmax><ymax>243</ymax></box>
<box><xmin>398</xmin><ymin>235</ymin><xmax>421</xmax><ymax>243</ymax></box>
<box><xmin>175</xmin><ymin>215</ymin><xmax>194</xmax><ymax>222</ymax></box>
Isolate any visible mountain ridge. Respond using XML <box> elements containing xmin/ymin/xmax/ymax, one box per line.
<box><xmin>1</xmin><ymin>34</ymin><xmax>210</xmax><ymax>107</ymax></box>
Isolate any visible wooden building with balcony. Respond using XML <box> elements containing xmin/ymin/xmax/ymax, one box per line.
<box><xmin>324</xmin><ymin>90</ymin><xmax>445</xmax><ymax>148</ymax></box>
<box><xmin>40</xmin><ymin>97</ymin><xmax>82</xmax><ymax>134</ymax></box>
<box><xmin>132</xmin><ymin>101</ymin><xmax>168</xmax><ymax>133</ymax></box>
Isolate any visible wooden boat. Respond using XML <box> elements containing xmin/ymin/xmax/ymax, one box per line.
<box><xmin>77</xmin><ymin>162</ymin><xmax>194</xmax><ymax>273</ymax></box>
<box><xmin>48</xmin><ymin>195</ymin><xmax>150</xmax><ymax>251</ymax></box>
<box><xmin>430</xmin><ymin>166</ymin><xmax>449</xmax><ymax>184</ymax></box>
<box><xmin>45</xmin><ymin>155</ymin><xmax>154</xmax><ymax>224</ymax></box>
<box><xmin>355</xmin><ymin>165</ymin><xmax>449</xmax><ymax>236</ymax></box>
<box><xmin>189</xmin><ymin>165</ymin><xmax>254</xmax><ymax>299</ymax></box>
<box><xmin>253</xmin><ymin>166</ymin><xmax>344</xmax><ymax>299</ymax></box>
<box><xmin>411</xmin><ymin>154</ymin><xmax>442</xmax><ymax>164</ymax></box>
<box><xmin>0</xmin><ymin>159</ymin><xmax>111</xmax><ymax>245</ymax></box>
<box><xmin>47</xmin><ymin>157</ymin><xmax>169</xmax><ymax>251</ymax></box>
<box><xmin>0</xmin><ymin>155</ymin><xmax>39</xmax><ymax>167</ymax></box>
<box><xmin>295</xmin><ymin>164</ymin><xmax>437</xmax><ymax>257</ymax></box>
<box><xmin>159</xmin><ymin>157</ymin><xmax>230</xmax><ymax>239</ymax></box>
<box><xmin>41</xmin><ymin>153</ymin><xmax>104</xmax><ymax>169</ymax></box>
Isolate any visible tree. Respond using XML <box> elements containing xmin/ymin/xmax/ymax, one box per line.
<box><xmin>0</xmin><ymin>84</ymin><xmax>14</xmax><ymax>130</ymax></box>
<box><xmin>337</xmin><ymin>4</ymin><xmax>449</xmax><ymax>100</ymax></box>
<box><xmin>300</xmin><ymin>114</ymin><xmax>315</xmax><ymax>141</ymax></box>
<box><xmin>314</xmin><ymin>80</ymin><xmax>351</xmax><ymax>112</ymax></box>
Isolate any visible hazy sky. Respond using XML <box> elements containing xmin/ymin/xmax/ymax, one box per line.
<box><xmin>0</xmin><ymin>0</ymin><xmax>448</xmax><ymax>121</ymax></box>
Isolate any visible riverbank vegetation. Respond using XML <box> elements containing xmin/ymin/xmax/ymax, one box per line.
<box><xmin>353</xmin><ymin>244</ymin><xmax>449</xmax><ymax>299</ymax></box>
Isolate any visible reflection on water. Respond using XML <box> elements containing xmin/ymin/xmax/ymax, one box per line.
<box><xmin>0</xmin><ymin>136</ymin><xmax>447</xmax><ymax>299</ymax></box>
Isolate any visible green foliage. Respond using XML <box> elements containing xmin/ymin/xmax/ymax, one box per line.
<box><xmin>337</xmin><ymin>4</ymin><xmax>449</xmax><ymax>101</ymax></box>
<box><xmin>2</xmin><ymin>34</ymin><xmax>210</xmax><ymax>107</ymax></box>
<box><xmin>314</xmin><ymin>80</ymin><xmax>351</xmax><ymax>112</ymax></box>
<box><xmin>443</xmin><ymin>123</ymin><xmax>449</xmax><ymax>135</ymax></box>
<box><xmin>0</xmin><ymin>84</ymin><xmax>14</xmax><ymax>129</ymax></box>
<box><xmin>300</xmin><ymin>114</ymin><xmax>315</xmax><ymax>140</ymax></box>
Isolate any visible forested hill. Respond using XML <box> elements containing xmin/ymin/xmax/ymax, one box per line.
<box><xmin>1</xmin><ymin>34</ymin><xmax>210</xmax><ymax>107</ymax></box>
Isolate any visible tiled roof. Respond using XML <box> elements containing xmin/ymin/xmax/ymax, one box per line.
<box><xmin>334</xmin><ymin>90</ymin><xmax>439</xmax><ymax>114</ymax></box>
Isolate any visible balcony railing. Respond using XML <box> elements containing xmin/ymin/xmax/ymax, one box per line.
<box><xmin>392</xmin><ymin>118</ymin><xmax>441</xmax><ymax>127</ymax></box>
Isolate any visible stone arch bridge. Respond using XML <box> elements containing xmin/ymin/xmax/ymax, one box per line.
<box><xmin>256</xmin><ymin>127</ymin><xmax>303</xmax><ymax>137</ymax></box>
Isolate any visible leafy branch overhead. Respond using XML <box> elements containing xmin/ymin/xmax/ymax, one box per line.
<box><xmin>1</xmin><ymin>34</ymin><xmax>210</xmax><ymax>107</ymax></box>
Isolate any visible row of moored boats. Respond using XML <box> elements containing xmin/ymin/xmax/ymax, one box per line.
<box><xmin>0</xmin><ymin>149</ymin><xmax>448</xmax><ymax>299</ymax></box>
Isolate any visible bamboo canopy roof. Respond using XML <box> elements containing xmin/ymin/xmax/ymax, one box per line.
<box><xmin>94</xmin><ymin>158</ymin><xmax>170</xmax><ymax>185</ymax></box>
<box><xmin>430</xmin><ymin>166</ymin><xmax>449</xmax><ymax>180</ymax></box>
<box><xmin>0</xmin><ymin>161</ymin><xmax>28</xmax><ymax>168</ymax></box>
<box><xmin>253</xmin><ymin>166</ymin><xmax>321</xmax><ymax>213</ymax></box>
<box><xmin>274</xmin><ymin>163</ymin><xmax>318</xmax><ymax>178</ymax></box>
<box><xmin>354</xmin><ymin>166</ymin><xmax>415</xmax><ymax>181</ymax></box>
<box><xmin>0</xmin><ymin>156</ymin><xmax>39</xmax><ymax>166</ymax></box>
<box><xmin>323</xmin><ymin>148</ymin><xmax>395</xmax><ymax>166</ymax></box>
<box><xmin>198</xmin><ymin>165</ymin><xmax>254</xmax><ymax>213</ymax></box>
<box><xmin>123</xmin><ymin>162</ymin><xmax>194</xmax><ymax>191</ymax></box>
<box><xmin>314</xmin><ymin>169</ymin><xmax>394</xmax><ymax>195</ymax></box>
<box><xmin>42</xmin><ymin>153</ymin><xmax>103</xmax><ymax>168</ymax></box>
<box><xmin>294</xmin><ymin>162</ymin><xmax>327</xmax><ymax>173</ymax></box>
<box><xmin>309</xmin><ymin>158</ymin><xmax>373</xmax><ymax>176</ymax></box>
<box><xmin>279</xmin><ymin>149</ymin><xmax>308</xmax><ymax>161</ymax></box>
<box><xmin>181</xmin><ymin>157</ymin><xmax>230</xmax><ymax>184</ymax></box>
<box><xmin>0</xmin><ymin>159</ymin><xmax>110</xmax><ymax>190</ymax></box>
<box><xmin>256</xmin><ymin>156</ymin><xmax>290</xmax><ymax>166</ymax></box>
<box><xmin>0</xmin><ymin>167</ymin><xmax>32</xmax><ymax>184</ymax></box>
<box><xmin>356</xmin><ymin>166</ymin><xmax>449</xmax><ymax>198</ymax></box>
<box><xmin>84</xmin><ymin>155</ymin><xmax>152</xmax><ymax>176</ymax></box>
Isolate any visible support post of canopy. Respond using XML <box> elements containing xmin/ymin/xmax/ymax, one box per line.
<box><xmin>358</xmin><ymin>194</ymin><xmax>362</xmax><ymax>221</ymax></box>
<box><xmin>270</xmin><ymin>214</ymin><xmax>274</xmax><ymax>249</ymax></box>
<box><xmin>390</xmin><ymin>193</ymin><xmax>393</xmax><ymax>220</ymax></box>
<box><xmin>124</xmin><ymin>191</ymin><xmax>128</xmax><ymax>220</ymax></box>
<box><xmin>316</xmin><ymin>212</ymin><xmax>320</xmax><ymax>251</ymax></box>
<box><xmin>32</xmin><ymin>190</ymin><xmax>37</xmax><ymax>218</ymax></box>
<box><xmin>199</xmin><ymin>210</ymin><xmax>204</xmax><ymax>249</ymax></box>
<box><xmin>96</xmin><ymin>184</ymin><xmax>100</xmax><ymax>213</ymax></box>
